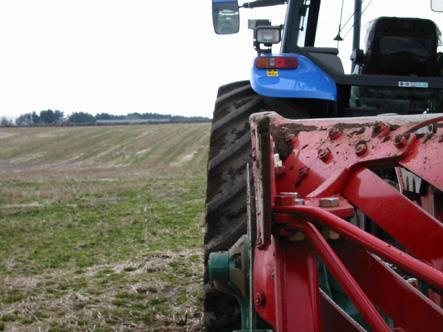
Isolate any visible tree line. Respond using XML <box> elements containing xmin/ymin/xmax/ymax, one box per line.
<box><xmin>0</xmin><ymin>110</ymin><xmax>210</xmax><ymax>127</ymax></box>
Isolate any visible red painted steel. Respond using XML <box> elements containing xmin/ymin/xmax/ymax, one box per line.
<box><xmin>335</xmin><ymin>240</ymin><xmax>443</xmax><ymax>331</ymax></box>
<box><xmin>249</xmin><ymin>112</ymin><xmax>443</xmax><ymax>332</ymax></box>
<box><xmin>253</xmin><ymin>239</ymin><xmax>277</xmax><ymax>326</ymax></box>
<box><xmin>274</xmin><ymin>240</ymin><xmax>321</xmax><ymax>331</ymax></box>
<box><xmin>344</xmin><ymin>168</ymin><xmax>443</xmax><ymax>270</ymax></box>
<box><xmin>274</xmin><ymin>205</ymin><xmax>443</xmax><ymax>290</ymax></box>
<box><xmin>320</xmin><ymin>291</ymin><xmax>365</xmax><ymax>332</ymax></box>
<box><xmin>296</xmin><ymin>222</ymin><xmax>390</xmax><ymax>332</ymax></box>
<box><xmin>253</xmin><ymin>238</ymin><xmax>321</xmax><ymax>331</ymax></box>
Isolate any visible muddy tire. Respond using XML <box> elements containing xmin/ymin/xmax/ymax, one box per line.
<box><xmin>204</xmin><ymin>80</ymin><xmax>310</xmax><ymax>331</ymax></box>
<box><xmin>204</xmin><ymin>80</ymin><xmax>311</xmax><ymax>331</ymax></box>
<box><xmin>203</xmin><ymin>81</ymin><xmax>262</xmax><ymax>331</ymax></box>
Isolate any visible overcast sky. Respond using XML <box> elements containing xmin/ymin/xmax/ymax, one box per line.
<box><xmin>0</xmin><ymin>1</ymin><xmax>441</xmax><ymax>119</ymax></box>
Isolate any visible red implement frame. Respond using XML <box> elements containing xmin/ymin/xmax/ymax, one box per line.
<box><xmin>250</xmin><ymin>112</ymin><xmax>443</xmax><ymax>332</ymax></box>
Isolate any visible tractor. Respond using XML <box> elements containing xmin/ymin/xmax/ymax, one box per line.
<box><xmin>204</xmin><ymin>0</ymin><xmax>443</xmax><ymax>331</ymax></box>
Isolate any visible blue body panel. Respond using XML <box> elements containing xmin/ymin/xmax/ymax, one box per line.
<box><xmin>251</xmin><ymin>54</ymin><xmax>337</xmax><ymax>101</ymax></box>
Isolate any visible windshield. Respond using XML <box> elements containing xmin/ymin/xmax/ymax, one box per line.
<box><xmin>305</xmin><ymin>0</ymin><xmax>443</xmax><ymax>73</ymax></box>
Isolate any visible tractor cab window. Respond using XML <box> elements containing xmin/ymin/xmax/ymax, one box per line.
<box><xmin>296</xmin><ymin>0</ymin><xmax>443</xmax><ymax>114</ymax></box>
<box><xmin>304</xmin><ymin>0</ymin><xmax>443</xmax><ymax>74</ymax></box>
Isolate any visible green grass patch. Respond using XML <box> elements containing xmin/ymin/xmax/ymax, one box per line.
<box><xmin>0</xmin><ymin>124</ymin><xmax>208</xmax><ymax>331</ymax></box>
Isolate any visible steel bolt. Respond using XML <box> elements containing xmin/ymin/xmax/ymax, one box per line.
<box><xmin>394</xmin><ymin>134</ymin><xmax>410</xmax><ymax>148</ymax></box>
<box><xmin>355</xmin><ymin>142</ymin><xmax>368</xmax><ymax>156</ymax></box>
<box><xmin>407</xmin><ymin>277</ymin><xmax>418</xmax><ymax>288</ymax></box>
<box><xmin>319</xmin><ymin>197</ymin><xmax>339</xmax><ymax>208</ymax></box>
<box><xmin>275</xmin><ymin>193</ymin><xmax>298</xmax><ymax>206</ymax></box>
<box><xmin>256</xmin><ymin>234</ymin><xmax>263</xmax><ymax>247</ymax></box>
<box><xmin>328</xmin><ymin>127</ymin><xmax>342</xmax><ymax>140</ymax></box>
<box><xmin>373</xmin><ymin>121</ymin><xmax>390</xmax><ymax>136</ymax></box>
<box><xmin>285</xmin><ymin>133</ymin><xmax>296</xmax><ymax>143</ymax></box>
<box><xmin>298</xmin><ymin>167</ymin><xmax>309</xmax><ymax>179</ymax></box>
<box><xmin>374</xmin><ymin>121</ymin><xmax>384</xmax><ymax>131</ymax></box>
<box><xmin>318</xmin><ymin>148</ymin><xmax>331</xmax><ymax>161</ymax></box>
<box><xmin>274</xmin><ymin>153</ymin><xmax>284</xmax><ymax>175</ymax></box>
<box><xmin>276</xmin><ymin>193</ymin><xmax>304</xmax><ymax>206</ymax></box>
<box><xmin>275</xmin><ymin>166</ymin><xmax>285</xmax><ymax>176</ymax></box>
<box><xmin>280</xmin><ymin>192</ymin><xmax>299</xmax><ymax>198</ymax></box>
<box><xmin>294</xmin><ymin>198</ymin><xmax>305</xmax><ymax>206</ymax></box>
<box><xmin>255</xmin><ymin>292</ymin><xmax>266</xmax><ymax>307</ymax></box>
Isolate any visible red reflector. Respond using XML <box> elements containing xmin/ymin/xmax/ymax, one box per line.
<box><xmin>255</xmin><ymin>56</ymin><xmax>298</xmax><ymax>69</ymax></box>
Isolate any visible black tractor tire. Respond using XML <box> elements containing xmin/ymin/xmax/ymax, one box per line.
<box><xmin>204</xmin><ymin>81</ymin><xmax>263</xmax><ymax>331</ymax></box>
<box><xmin>204</xmin><ymin>81</ymin><xmax>310</xmax><ymax>331</ymax></box>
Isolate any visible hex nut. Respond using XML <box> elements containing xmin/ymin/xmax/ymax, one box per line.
<box><xmin>319</xmin><ymin>197</ymin><xmax>339</xmax><ymax>208</ymax></box>
<box><xmin>255</xmin><ymin>293</ymin><xmax>266</xmax><ymax>307</ymax></box>
<box><xmin>298</xmin><ymin>167</ymin><xmax>309</xmax><ymax>179</ymax></box>
<box><xmin>318</xmin><ymin>148</ymin><xmax>331</xmax><ymax>161</ymax></box>
<box><xmin>328</xmin><ymin>127</ymin><xmax>342</xmax><ymax>140</ymax></box>
<box><xmin>294</xmin><ymin>198</ymin><xmax>305</xmax><ymax>206</ymax></box>
<box><xmin>355</xmin><ymin>142</ymin><xmax>368</xmax><ymax>156</ymax></box>
<box><xmin>394</xmin><ymin>134</ymin><xmax>409</xmax><ymax>148</ymax></box>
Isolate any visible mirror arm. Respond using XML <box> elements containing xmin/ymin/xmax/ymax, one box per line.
<box><xmin>242</xmin><ymin>0</ymin><xmax>286</xmax><ymax>9</ymax></box>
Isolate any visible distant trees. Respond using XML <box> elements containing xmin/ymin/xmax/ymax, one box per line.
<box><xmin>68</xmin><ymin>112</ymin><xmax>96</xmax><ymax>124</ymax></box>
<box><xmin>0</xmin><ymin>117</ymin><xmax>13</xmax><ymax>127</ymax></box>
<box><xmin>94</xmin><ymin>112</ymin><xmax>209</xmax><ymax>123</ymax></box>
<box><xmin>13</xmin><ymin>110</ymin><xmax>210</xmax><ymax>126</ymax></box>
<box><xmin>16</xmin><ymin>110</ymin><xmax>63</xmax><ymax>125</ymax></box>
<box><xmin>39</xmin><ymin>110</ymin><xmax>64</xmax><ymax>124</ymax></box>
<box><xmin>95</xmin><ymin>113</ymin><xmax>125</xmax><ymax>121</ymax></box>
<box><xmin>16</xmin><ymin>112</ymin><xmax>40</xmax><ymax>125</ymax></box>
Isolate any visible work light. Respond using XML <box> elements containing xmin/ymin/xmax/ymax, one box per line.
<box><xmin>256</xmin><ymin>27</ymin><xmax>281</xmax><ymax>44</ymax></box>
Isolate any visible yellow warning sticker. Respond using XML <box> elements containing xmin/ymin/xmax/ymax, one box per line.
<box><xmin>267</xmin><ymin>69</ymin><xmax>279</xmax><ymax>77</ymax></box>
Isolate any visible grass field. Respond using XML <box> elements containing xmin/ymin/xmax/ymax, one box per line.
<box><xmin>0</xmin><ymin>124</ymin><xmax>210</xmax><ymax>331</ymax></box>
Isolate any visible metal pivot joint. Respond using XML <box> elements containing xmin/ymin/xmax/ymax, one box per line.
<box><xmin>208</xmin><ymin>236</ymin><xmax>272</xmax><ymax>331</ymax></box>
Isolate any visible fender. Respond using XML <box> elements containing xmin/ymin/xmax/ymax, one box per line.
<box><xmin>251</xmin><ymin>53</ymin><xmax>337</xmax><ymax>101</ymax></box>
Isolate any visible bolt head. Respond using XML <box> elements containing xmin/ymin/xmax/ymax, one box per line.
<box><xmin>355</xmin><ymin>142</ymin><xmax>367</xmax><ymax>156</ymax></box>
<box><xmin>276</xmin><ymin>193</ymin><xmax>303</xmax><ymax>206</ymax></box>
<box><xmin>285</xmin><ymin>133</ymin><xmax>296</xmax><ymax>143</ymax></box>
<box><xmin>394</xmin><ymin>134</ymin><xmax>409</xmax><ymax>148</ymax></box>
<box><xmin>319</xmin><ymin>197</ymin><xmax>339</xmax><ymax>208</ymax></box>
<box><xmin>294</xmin><ymin>198</ymin><xmax>305</xmax><ymax>206</ymax></box>
<box><xmin>274</xmin><ymin>153</ymin><xmax>284</xmax><ymax>175</ymax></box>
<box><xmin>275</xmin><ymin>166</ymin><xmax>285</xmax><ymax>176</ymax></box>
<box><xmin>328</xmin><ymin>127</ymin><xmax>342</xmax><ymax>140</ymax></box>
<box><xmin>280</xmin><ymin>192</ymin><xmax>299</xmax><ymax>198</ymax></box>
<box><xmin>318</xmin><ymin>148</ymin><xmax>331</xmax><ymax>161</ymax></box>
<box><xmin>298</xmin><ymin>167</ymin><xmax>309</xmax><ymax>179</ymax></box>
<box><xmin>373</xmin><ymin>121</ymin><xmax>390</xmax><ymax>136</ymax></box>
<box><xmin>256</xmin><ymin>234</ymin><xmax>263</xmax><ymax>246</ymax></box>
<box><xmin>255</xmin><ymin>293</ymin><xmax>266</xmax><ymax>307</ymax></box>
<box><xmin>275</xmin><ymin>195</ymin><xmax>295</xmax><ymax>206</ymax></box>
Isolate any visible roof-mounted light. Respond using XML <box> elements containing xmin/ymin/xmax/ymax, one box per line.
<box><xmin>256</xmin><ymin>26</ymin><xmax>281</xmax><ymax>45</ymax></box>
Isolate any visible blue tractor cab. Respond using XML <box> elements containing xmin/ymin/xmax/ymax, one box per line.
<box><xmin>212</xmin><ymin>0</ymin><xmax>443</xmax><ymax>116</ymax></box>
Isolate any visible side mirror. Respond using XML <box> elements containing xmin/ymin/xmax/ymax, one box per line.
<box><xmin>431</xmin><ymin>0</ymin><xmax>443</xmax><ymax>12</ymax></box>
<box><xmin>212</xmin><ymin>0</ymin><xmax>240</xmax><ymax>35</ymax></box>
